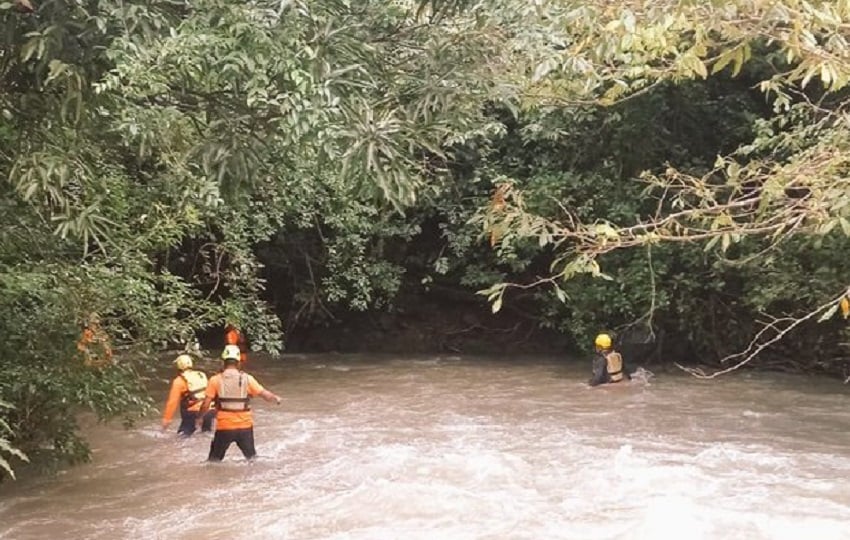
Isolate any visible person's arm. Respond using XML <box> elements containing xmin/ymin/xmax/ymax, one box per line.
<box><xmin>198</xmin><ymin>378</ymin><xmax>216</xmax><ymax>416</ymax></box>
<box><xmin>259</xmin><ymin>389</ymin><xmax>281</xmax><ymax>404</ymax></box>
<box><xmin>588</xmin><ymin>354</ymin><xmax>608</xmax><ymax>387</ymax></box>
<box><xmin>248</xmin><ymin>376</ymin><xmax>281</xmax><ymax>405</ymax></box>
<box><xmin>161</xmin><ymin>378</ymin><xmax>184</xmax><ymax>429</ymax></box>
<box><xmin>198</xmin><ymin>395</ymin><xmax>213</xmax><ymax>415</ymax></box>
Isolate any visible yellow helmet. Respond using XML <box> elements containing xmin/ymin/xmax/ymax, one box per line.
<box><xmin>221</xmin><ymin>344</ymin><xmax>241</xmax><ymax>362</ymax></box>
<box><xmin>594</xmin><ymin>333</ymin><xmax>613</xmax><ymax>349</ymax></box>
<box><xmin>174</xmin><ymin>354</ymin><xmax>193</xmax><ymax>370</ymax></box>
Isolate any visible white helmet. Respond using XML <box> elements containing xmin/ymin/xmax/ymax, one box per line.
<box><xmin>174</xmin><ymin>354</ymin><xmax>193</xmax><ymax>370</ymax></box>
<box><xmin>221</xmin><ymin>344</ymin><xmax>241</xmax><ymax>362</ymax></box>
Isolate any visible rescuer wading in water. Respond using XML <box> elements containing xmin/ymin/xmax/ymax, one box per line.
<box><xmin>588</xmin><ymin>333</ymin><xmax>629</xmax><ymax>386</ymax></box>
<box><xmin>198</xmin><ymin>345</ymin><xmax>281</xmax><ymax>461</ymax></box>
<box><xmin>161</xmin><ymin>354</ymin><xmax>216</xmax><ymax>435</ymax></box>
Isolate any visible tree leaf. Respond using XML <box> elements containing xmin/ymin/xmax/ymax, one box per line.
<box><xmin>554</xmin><ymin>286</ymin><xmax>567</xmax><ymax>303</ymax></box>
<box><xmin>492</xmin><ymin>295</ymin><xmax>503</xmax><ymax>314</ymax></box>
<box><xmin>818</xmin><ymin>303</ymin><xmax>839</xmax><ymax>322</ymax></box>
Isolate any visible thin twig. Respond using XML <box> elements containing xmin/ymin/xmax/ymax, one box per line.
<box><xmin>675</xmin><ymin>289</ymin><xmax>848</xmax><ymax>379</ymax></box>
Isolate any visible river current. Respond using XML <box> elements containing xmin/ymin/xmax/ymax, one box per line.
<box><xmin>1</xmin><ymin>354</ymin><xmax>849</xmax><ymax>539</ymax></box>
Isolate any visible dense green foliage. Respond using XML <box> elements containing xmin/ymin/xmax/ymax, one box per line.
<box><xmin>2</xmin><ymin>0</ymin><xmax>849</xmax><ymax>477</ymax></box>
<box><xmin>479</xmin><ymin>0</ymin><xmax>850</xmax><ymax>376</ymax></box>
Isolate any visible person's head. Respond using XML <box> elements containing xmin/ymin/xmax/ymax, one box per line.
<box><xmin>594</xmin><ymin>333</ymin><xmax>613</xmax><ymax>352</ymax></box>
<box><xmin>221</xmin><ymin>344</ymin><xmax>241</xmax><ymax>368</ymax></box>
<box><xmin>174</xmin><ymin>354</ymin><xmax>193</xmax><ymax>371</ymax></box>
<box><xmin>82</xmin><ymin>311</ymin><xmax>100</xmax><ymax>328</ymax></box>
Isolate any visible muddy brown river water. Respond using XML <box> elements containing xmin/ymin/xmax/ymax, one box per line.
<box><xmin>1</xmin><ymin>354</ymin><xmax>849</xmax><ymax>539</ymax></box>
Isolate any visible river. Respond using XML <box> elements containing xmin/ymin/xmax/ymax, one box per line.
<box><xmin>1</xmin><ymin>354</ymin><xmax>850</xmax><ymax>539</ymax></box>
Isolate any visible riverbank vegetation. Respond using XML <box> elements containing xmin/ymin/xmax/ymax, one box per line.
<box><xmin>2</xmin><ymin>0</ymin><xmax>848</xmax><ymax>476</ymax></box>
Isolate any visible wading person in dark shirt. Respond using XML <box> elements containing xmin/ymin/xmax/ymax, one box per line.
<box><xmin>588</xmin><ymin>333</ymin><xmax>629</xmax><ymax>387</ymax></box>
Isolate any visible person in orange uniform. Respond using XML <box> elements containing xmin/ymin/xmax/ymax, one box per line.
<box><xmin>162</xmin><ymin>354</ymin><xmax>216</xmax><ymax>435</ymax></box>
<box><xmin>198</xmin><ymin>345</ymin><xmax>281</xmax><ymax>461</ymax></box>
<box><xmin>76</xmin><ymin>313</ymin><xmax>113</xmax><ymax>367</ymax></box>
<box><xmin>224</xmin><ymin>324</ymin><xmax>248</xmax><ymax>366</ymax></box>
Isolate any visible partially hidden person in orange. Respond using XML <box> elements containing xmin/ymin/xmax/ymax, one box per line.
<box><xmin>198</xmin><ymin>345</ymin><xmax>281</xmax><ymax>461</ymax></box>
<box><xmin>224</xmin><ymin>323</ymin><xmax>248</xmax><ymax>366</ymax></box>
<box><xmin>76</xmin><ymin>312</ymin><xmax>113</xmax><ymax>367</ymax></box>
<box><xmin>161</xmin><ymin>354</ymin><xmax>215</xmax><ymax>436</ymax></box>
